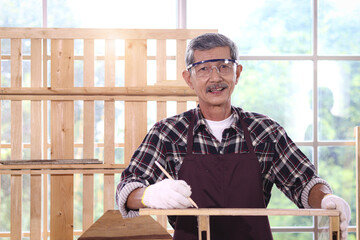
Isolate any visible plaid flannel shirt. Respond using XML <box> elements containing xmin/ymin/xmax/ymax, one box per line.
<box><xmin>116</xmin><ymin>106</ymin><xmax>331</xmax><ymax>218</ymax></box>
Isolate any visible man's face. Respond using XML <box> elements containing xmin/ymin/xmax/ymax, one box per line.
<box><xmin>183</xmin><ymin>46</ymin><xmax>242</xmax><ymax>109</ymax></box>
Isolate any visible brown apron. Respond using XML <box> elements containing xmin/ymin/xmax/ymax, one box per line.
<box><xmin>173</xmin><ymin>113</ymin><xmax>273</xmax><ymax>240</ymax></box>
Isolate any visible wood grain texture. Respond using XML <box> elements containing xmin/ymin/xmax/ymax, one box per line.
<box><xmin>50</xmin><ymin>39</ymin><xmax>74</xmax><ymax>240</ymax></box>
<box><xmin>30</xmin><ymin>38</ymin><xmax>42</xmax><ymax>240</ymax></box>
<box><xmin>83</xmin><ymin>39</ymin><xmax>95</xmax><ymax>231</ymax></box>
<box><xmin>79</xmin><ymin>210</ymin><xmax>172</xmax><ymax>240</ymax></box>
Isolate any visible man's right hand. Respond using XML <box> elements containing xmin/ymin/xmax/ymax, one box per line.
<box><xmin>141</xmin><ymin>179</ymin><xmax>193</xmax><ymax>209</ymax></box>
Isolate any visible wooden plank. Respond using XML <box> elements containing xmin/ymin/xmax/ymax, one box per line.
<box><xmin>83</xmin><ymin>39</ymin><xmax>95</xmax><ymax>231</ymax></box>
<box><xmin>10</xmin><ymin>38</ymin><xmax>23</xmax><ymax>240</ymax></box>
<box><xmin>104</xmin><ymin>39</ymin><xmax>116</xmax><ymax>212</ymax></box>
<box><xmin>176</xmin><ymin>39</ymin><xmax>187</xmax><ymax>84</ymax></box>
<box><xmin>124</xmin><ymin>102</ymin><xmax>147</xmax><ymax>165</ymax></box>
<box><xmin>157</xmin><ymin>101</ymin><xmax>167</xmax><ymax>121</ymax></box>
<box><xmin>157</xmin><ymin>40</ymin><xmax>167</xmax><ymax>82</ymax></box>
<box><xmin>125</xmin><ymin>40</ymin><xmax>147</xmax><ymax>87</ymax></box>
<box><xmin>0</xmin><ymin>163</ymin><xmax>124</xmax><ymax>169</ymax></box>
<box><xmin>11</xmin><ymin>39</ymin><xmax>22</xmax><ymax>87</ymax></box>
<box><xmin>177</xmin><ymin>101</ymin><xmax>187</xmax><ymax>114</ymax></box>
<box><xmin>82</xmin><ymin>173</ymin><xmax>94</xmax><ymax>231</ymax></box>
<box><xmin>50</xmin><ymin>39</ymin><xmax>74</xmax><ymax>240</ymax></box>
<box><xmin>0</xmin><ymin>159</ymin><xmax>101</xmax><ymax>165</ymax></box>
<box><xmin>140</xmin><ymin>208</ymin><xmax>340</xmax><ymax>217</ymax></box>
<box><xmin>30</xmin><ymin>38</ymin><xmax>42</xmax><ymax>240</ymax></box>
<box><xmin>329</xmin><ymin>216</ymin><xmax>340</xmax><ymax>240</ymax></box>
<box><xmin>30</xmin><ymin>174</ymin><xmax>41</xmax><ymax>240</ymax></box>
<box><xmin>0</xmin><ymin>28</ymin><xmax>217</xmax><ymax>40</ymax></box>
<box><xmin>78</xmin><ymin>210</ymin><xmax>172</xmax><ymax>240</ymax></box>
<box><xmin>104</xmin><ymin>99</ymin><xmax>115</xmax><ymax>212</ymax></box>
<box><xmin>11</xmin><ymin>174</ymin><xmax>22</xmax><ymax>239</ymax></box>
<box><xmin>42</xmin><ymin>38</ymin><xmax>49</xmax><ymax>240</ymax></box>
<box><xmin>0</xmin><ymin>86</ymin><xmax>197</xmax><ymax>96</ymax></box>
<box><xmin>356</xmin><ymin>126</ymin><xmax>360</xmax><ymax>239</ymax></box>
<box><xmin>124</xmin><ymin>39</ymin><xmax>148</xmax><ymax>164</ymax></box>
<box><xmin>198</xmin><ymin>216</ymin><xmax>210</xmax><ymax>240</ymax></box>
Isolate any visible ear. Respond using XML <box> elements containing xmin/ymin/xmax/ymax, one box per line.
<box><xmin>182</xmin><ymin>70</ymin><xmax>194</xmax><ymax>89</ymax></box>
<box><xmin>235</xmin><ymin>64</ymin><xmax>243</xmax><ymax>84</ymax></box>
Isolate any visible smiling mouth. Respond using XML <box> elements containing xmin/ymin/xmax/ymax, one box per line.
<box><xmin>206</xmin><ymin>83</ymin><xmax>229</xmax><ymax>93</ymax></box>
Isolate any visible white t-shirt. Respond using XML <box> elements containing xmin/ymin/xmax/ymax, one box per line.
<box><xmin>205</xmin><ymin>114</ymin><xmax>234</xmax><ymax>142</ymax></box>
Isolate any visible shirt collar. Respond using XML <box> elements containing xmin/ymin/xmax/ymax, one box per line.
<box><xmin>193</xmin><ymin>106</ymin><xmax>245</xmax><ymax>137</ymax></box>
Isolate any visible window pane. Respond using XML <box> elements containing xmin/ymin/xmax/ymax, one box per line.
<box><xmin>0</xmin><ymin>0</ymin><xmax>42</xmax><ymax>27</ymax></box>
<box><xmin>318</xmin><ymin>61</ymin><xmax>360</xmax><ymax>140</ymax></box>
<box><xmin>232</xmin><ymin>61</ymin><xmax>313</xmax><ymax>141</ymax></box>
<box><xmin>48</xmin><ymin>0</ymin><xmax>176</xmax><ymax>28</ymax></box>
<box><xmin>188</xmin><ymin>0</ymin><xmax>312</xmax><ymax>55</ymax></box>
<box><xmin>318</xmin><ymin>0</ymin><xmax>360</xmax><ymax>55</ymax></box>
<box><xmin>318</xmin><ymin>146</ymin><xmax>355</xmax><ymax>226</ymax></box>
<box><xmin>271</xmin><ymin>232</ymin><xmax>313</xmax><ymax>240</ymax></box>
<box><xmin>268</xmin><ymin>187</ymin><xmax>313</xmax><ymax>227</ymax></box>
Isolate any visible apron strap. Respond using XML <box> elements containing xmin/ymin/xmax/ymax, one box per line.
<box><xmin>239</xmin><ymin>116</ymin><xmax>256</xmax><ymax>154</ymax></box>
<box><xmin>186</xmin><ymin>111</ymin><xmax>196</xmax><ymax>154</ymax></box>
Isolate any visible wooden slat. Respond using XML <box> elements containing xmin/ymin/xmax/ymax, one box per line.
<box><xmin>157</xmin><ymin>40</ymin><xmax>167</xmax><ymax>82</ymax></box>
<box><xmin>177</xmin><ymin>101</ymin><xmax>187</xmax><ymax>114</ymax></box>
<box><xmin>356</xmin><ymin>126</ymin><xmax>360</xmax><ymax>239</ymax></box>
<box><xmin>124</xmin><ymin>39</ymin><xmax>148</xmax><ymax>164</ymax></box>
<box><xmin>42</xmin><ymin>38</ymin><xmax>49</xmax><ymax>240</ymax></box>
<box><xmin>30</xmin><ymin>38</ymin><xmax>42</xmax><ymax>240</ymax></box>
<box><xmin>83</xmin><ymin>39</ymin><xmax>95</xmax><ymax>231</ymax></box>
<box><xmin>0</xmin><ymin>86</ymin><xmax>197</xmax><ymax>96</ymax></box>
<box><xmin>0</xmin><ymin>163</ymin><xmax>125</xmax><ymax>169</ymax></box>
<box><xmin>157</xmin><ymin>101</ymin><xmax>167</xmax><ymax>121</ymax></box>
<box><xmin>11</xmin><ymin>174</ymin><xmax>22</xmax><ymax>239</ymax></box>
<box><xmin>329</xmin><ymin>216</ymin><xmax>340</xmax><ymax>240</ymax></box>
<box><xmin>125</xmin><ymin>40</ymin><xmax>147</xmax><ymax>87</ymax></box>
<box><xmin>104</xmin><ymin>39</ymin><xmax>115</xmax><ymax>212</ymax></box>
<box><xmin>50</xmin><ymin>39</ymin><xmax>74</xmax><ymax>240</ymax></box>
<box><xmin>10</xmin><ymin>38</ymin><xmax>23</xmax><ymax>240</ymax></box>
<box><xmin>176</xmin><ymin>39</ymin><xmax>187</xmax><ymax>84</ymax></box>
<box><xmin>0</xmin><ymin>94</ymin><xmax>198</xmax><ymax>102</ymax></box>
<box><xmin>0</xmin><ymin>28</ymin><xmax>217</xmax><ymax>40</ymax></box>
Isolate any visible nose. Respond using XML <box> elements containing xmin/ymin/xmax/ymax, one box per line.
<box><xmin>209</xmin><ymin>66</ymin><xmax>221</xmax><ymax>80</ymax></box>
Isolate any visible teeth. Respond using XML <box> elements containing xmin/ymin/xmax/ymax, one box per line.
<box><xmin>212</xmin><ymin>88</ymin><xmax>223</xmax><ymax>91</ymax></box>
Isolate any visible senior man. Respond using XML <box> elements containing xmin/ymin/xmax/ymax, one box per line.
<box><xmin>116</xmin><ymin>33</ymin><xmax>350</xmax><ymax>240</ymax></box>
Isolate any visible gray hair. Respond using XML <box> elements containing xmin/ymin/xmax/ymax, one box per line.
<box><xmin>185</xmin><ymin>33</ymin><xmax>239</xmax><ymax>67</ymax></box>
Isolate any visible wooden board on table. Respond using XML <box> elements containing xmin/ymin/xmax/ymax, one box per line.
<box><xmin>78</xmin><ymin>210</ymin><xmax>172</xmax><ymax>240</ymax></box>
<box><xmin>140</xmin><ymin>208</ymin><xmax>340</xmax><ymax>217</ymax></box>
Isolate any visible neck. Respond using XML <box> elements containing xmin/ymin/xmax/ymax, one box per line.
<box><xmin>199</xmin><ymin>103</ymin><xmax>232</xmax><ymax>121</ymax></box>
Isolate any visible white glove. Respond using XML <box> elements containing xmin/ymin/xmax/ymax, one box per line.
<box><xmin>142</xmin><ymin>179</ymin><xmax>193</xmax><ymax>209</ymax></box>
<box><xmin>321</xmin><ymin>194</ymin><xmax>351</xmax><ymax>240</ymax></box>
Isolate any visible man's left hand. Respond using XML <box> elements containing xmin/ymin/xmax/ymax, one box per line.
<box><xmin>321</xmin><ymin>194</ymin><xmax>351</xmax><ymax>240</ymax></box>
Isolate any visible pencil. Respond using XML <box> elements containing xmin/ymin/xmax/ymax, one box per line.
<box><xmin>154</xmin><ymin>161</ymin><xmax>199</xmax><ymax>209</ymax></box>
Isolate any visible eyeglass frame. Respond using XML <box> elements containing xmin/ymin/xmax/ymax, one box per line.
<box><xmin>186</xmin><ymin>58</ymin><xmax>239</xmax><ymax>71</ymax></box>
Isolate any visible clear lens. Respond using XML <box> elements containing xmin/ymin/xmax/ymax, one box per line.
<box><xmin>194</xmin><ymin>60</ymin><xmax>235</xmax><ymax>78</ymax></box>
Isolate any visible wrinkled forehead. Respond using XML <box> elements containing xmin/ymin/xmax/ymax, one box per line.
<box><xmin>193</xmin><ymin>46</ymin><xmax>231</xmax><ymax>63</ymax></box>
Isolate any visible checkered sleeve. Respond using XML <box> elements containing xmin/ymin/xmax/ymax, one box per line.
<box><xmin>271</xmin><ymin>125</ymin><xmax>331</xmax><ymax>208</ymax></box>
<box><xmin>115</xmin><ymin>122</ymin><xmax>167</xmax><ymax>217</ymax></box>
